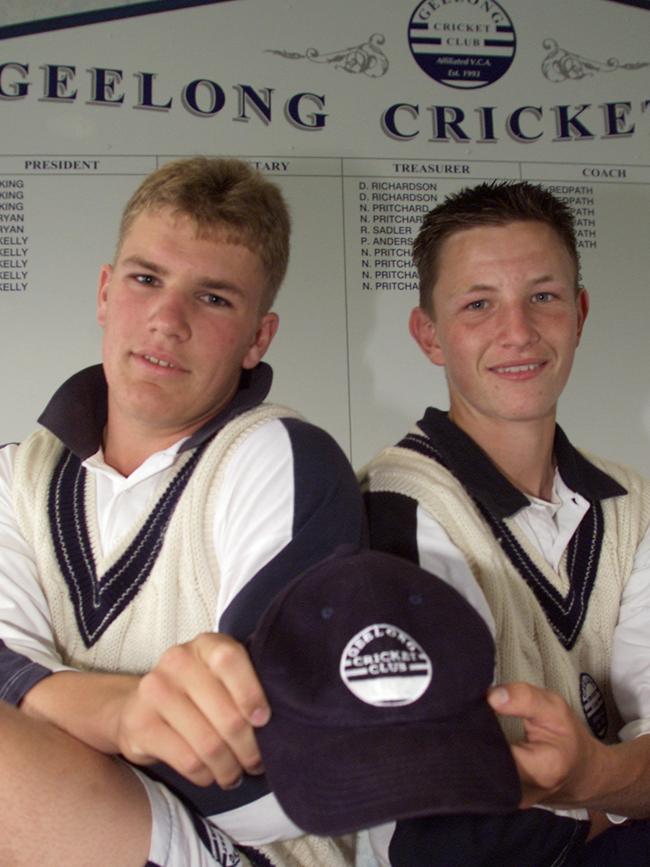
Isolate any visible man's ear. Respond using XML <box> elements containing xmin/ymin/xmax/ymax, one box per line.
<box><xmin>408</xmin><ymin>306</ymin><xmax>445</xmax><ymax>367</ymax></box>
<box><xmin>96</xmin><ymin>264</ymin><xmax>113</xmax><ymax>327</ymax></box>
<box><xmin>242</xmin><ymin>312</ymin><xmax>280</xmax><ymax>370</ymax></box>
<box><xmin>575</xmin><ymin>288</ymin><xmax>589</xmax><ymax>345</ymax></box>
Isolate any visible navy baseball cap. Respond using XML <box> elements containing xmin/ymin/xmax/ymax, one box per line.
<box><xmin>248</xmin><ymin>546</ymin><xmax>521</xmax><ymax>836</ymax></box>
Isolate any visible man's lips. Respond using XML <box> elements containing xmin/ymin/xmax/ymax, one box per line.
<box><xmin>135</xmin><ymin>351</ymin><xmax>188</xmax><ymax>372</ymax></box>
<box><xmin>489</xmin><ymin>361</ymin><xmax>547</xmax><ymax>376</ymax></box>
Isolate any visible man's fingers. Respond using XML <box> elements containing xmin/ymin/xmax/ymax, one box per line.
<box><xmin>183</xmin><ymin>670</ymin><xmax>265</xmax><ymax>778</ymax></box>
<box><xmin>118</xmin><ymin>634</ymin><xmax>270</xmax><ymax>789</ymax></box>
<box><xmin>488</xmin><ymin>682</ymin><xmax>545</xmax><ymax>716</ymax></box>
<box><xmin>487</xmin><ymin>682</ymin><xmax>603</xmax><ymax>809</ymax></box>
<box><xmin>124</xmin><ymin>715</ymin><xmax>217</xmax><ymax>787</ymax></box>
<box><xmin>152</xmin><ymin>635</ymin><xmax>268</xmax><ymax>781</ymax></box>
<box><xmin>138</xmin><ymin>665</ymin><xmax>247</xmax><ymax>787</ymax></box>
<box><xmin>488</xmin><ymin>682</ymin><xmax>567</xmax><ymax>732</ymax></box>
<box><xmin>510</xmin><ymin>740</ymin><xmax>562</xmax><ymax>796</ymax></box>
<box><xmin>194</xmin><ymin>633</ymin><xmax>271</xmax><ymax>728</ymax></box>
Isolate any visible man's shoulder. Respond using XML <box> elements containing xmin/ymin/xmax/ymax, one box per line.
<box><xmin>215</xmin><ymin>407</ymin><xmax>358</xmax><ymax>495</ymax></box>
<box><xmin>11</xmin><ymin>428</ymin><xmax>64</xmax><ymax>473</ymax></box>
<box><xmin>359</xmin><ymin>421</ymin><xmax>460</xmax><ymax>510</ymax></box>
<box><xmin>223</xmin><ymin>404</ymin><xmax>350</xmax><ymax>461</ymax></box>
<box><xmin>577</xmin><ymin>448</ymin><xmax>650</xmax><ymax>487</ymax></box>
<box><xmin>360</xmin><ymin>409</ymin><xmax>447</xmax><ymax>471</ymax></box>
<box><xmin>0</xmin><ymin>441</ymin><xmax>19</xmax><ymax>492</ymax></box>
<box><xmin>272</xmin><ymin>414</ymin><xmax>350</xmax><ymax>459</ymax></box>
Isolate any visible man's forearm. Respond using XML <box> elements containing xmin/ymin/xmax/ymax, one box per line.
<box><xmin>20</xmin><ymin>634</ymin><xmax>270</xmax><ymax>791</ymax></box>
<box><xmin>566</xmin><ymin>735</ymin><xmax>650</xmax><ymax>819</ymax></box>
<box><xmin>490</xmin><ymin>684</ymin><xmax>650</xmax><ymax>820</ymax></box>
<box><xmin>20</xmin><ymin>669</ymin><xmax>138</xmax><ymax>754</ymax></box>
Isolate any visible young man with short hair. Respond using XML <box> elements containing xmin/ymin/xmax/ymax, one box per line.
<box><xmin>0</xmin><ymin>157</ymin><xmax>365</xmax><ymax>867</ymax></box>
<box><xmin>362</xmin><ymin>181</ymin><xmax>650</xmax><ymax>865</ymax></box>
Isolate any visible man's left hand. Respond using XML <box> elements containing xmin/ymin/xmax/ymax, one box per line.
<box><xmin>488</xmin><ymin>682</ymin><xmax>606</xmax><ymax>809</ymax></box>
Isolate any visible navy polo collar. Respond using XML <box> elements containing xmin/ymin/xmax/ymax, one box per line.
<box><xmin>38</xmin><ymin>362</ymin><xmax>274</xmax><ymax>460</ymax></box>
<box><xmin>415</xmin><ymin>408</ymin><xmax>626</xmax><ymax>520</ymax></box>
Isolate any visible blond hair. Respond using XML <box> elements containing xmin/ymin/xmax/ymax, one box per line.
<box><xmin>118</xmin><ymin>157</ymin><xmax>291</xmax><ymax>311</ymax></box>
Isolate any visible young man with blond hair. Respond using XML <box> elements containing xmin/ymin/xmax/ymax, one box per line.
<box><xmin>362</xmin><ymin>181</ymin><xmax>650</xmax><ymax>865</ymax></box>
<box><xmin>0</xmin><ymin>157</ymin><xmax>365</xmax><ymax>867</ymax></box>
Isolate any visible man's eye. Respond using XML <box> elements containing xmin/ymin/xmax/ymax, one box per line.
<box><xmin>466</xmin><ymin>299</ymin><xmax>487</xmax><ymax>311</ymax></box>
<box><xmin>532</xmin><ymin>292</ymin><xmax>553</xmax><ymax>303</ymax></box>
<box><xmin>201</xmin><ymin>293</ymin><xmax>230</xmax><ymax>307</ymax></box>
<box><xmin>135</xmin><ymin>274</ymin><xmax>156</xmax><ymax>285</ymax></box>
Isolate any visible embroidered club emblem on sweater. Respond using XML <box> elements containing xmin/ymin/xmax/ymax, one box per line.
<box><xmin>580</xmin><ymin>672</ymin><xmax>608</xmax><ymax>739</ymax></box>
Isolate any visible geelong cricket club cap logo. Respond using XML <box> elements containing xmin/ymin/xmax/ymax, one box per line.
<box><xmin>408</xmin><ymin>0</ymin><xmax>516</xmax><ymax>89</ymax></box>
<box><xmin>340</xmin><ymin>623</ymin><xmax>433</xmax><ymax>706</ymax></box>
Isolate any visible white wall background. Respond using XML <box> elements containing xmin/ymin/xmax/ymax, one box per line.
<box><xmin>0</xmin><ymin>0</ymin><xmax>648</xmax><ymax>476</ymax></box>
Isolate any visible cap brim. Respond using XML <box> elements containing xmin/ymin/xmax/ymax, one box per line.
<box><xmin>257</xmin><ymin>699</ymin><xmax>521</xmax><ymax>837</ymax></box>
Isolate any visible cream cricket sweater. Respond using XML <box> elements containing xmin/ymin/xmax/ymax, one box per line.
<box><xmin>13</xmin><ymin>403</ymin><xmax>296</xmax><ymax>673</ymax></box>
<box><xmin>362</xmin><ymin>434</ymin><xmax>650</xmax><ymax>744</ymax></box>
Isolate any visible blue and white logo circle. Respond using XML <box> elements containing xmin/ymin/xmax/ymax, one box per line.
<box><xmin>408</xmin><ymin>0</ymin><xmax>516</xmax><ymax>90</ymax></box>
<box><xmin>340</xmin><ymin>623</ymin><xmax>433</xmax><ymax>707</ymax></box>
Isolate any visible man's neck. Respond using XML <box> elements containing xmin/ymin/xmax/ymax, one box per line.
<box><xmin>102</xmin><ymin>419</ymin><xmax>189</xmax><ymax>477</ymax></box>
<box><xmin>449</xmin><ymin>411</ymin><xmax>557</xmax><ymax>501</ymax></box>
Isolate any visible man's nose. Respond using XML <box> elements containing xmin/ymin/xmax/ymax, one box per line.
<box><xmin>148</xmin><ymin>293</ymin><xmax>191</xmax><ymax>341</ymax></box>
<box><xmin>497</xmin><ymin>303</ymin><xmax>539</xmax><ymax>348</ymax></box>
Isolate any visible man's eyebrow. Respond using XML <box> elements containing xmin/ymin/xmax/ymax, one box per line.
<box><xmin>463</xmin><ymin>283</ymin><xmax>497</xmax><ymax>294</ymax></box>
<box><xmin>119</xmin><ymin>255</ymin><xmax>246</xmax><ymax>295</ymax></box>
<box><xmin>120</xmin><ymin>255</ymin><xmax>168</xmax><ymax>275</ymax></box>
<box><xmin>197</xmin><ymin>277</ymin><xmax>245</xmax><ymax>294</ymax></box>
<box><xmin>461</xmin><ymin>274</ymin><xmax>560</xmax><ymax>293</ymax></box>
